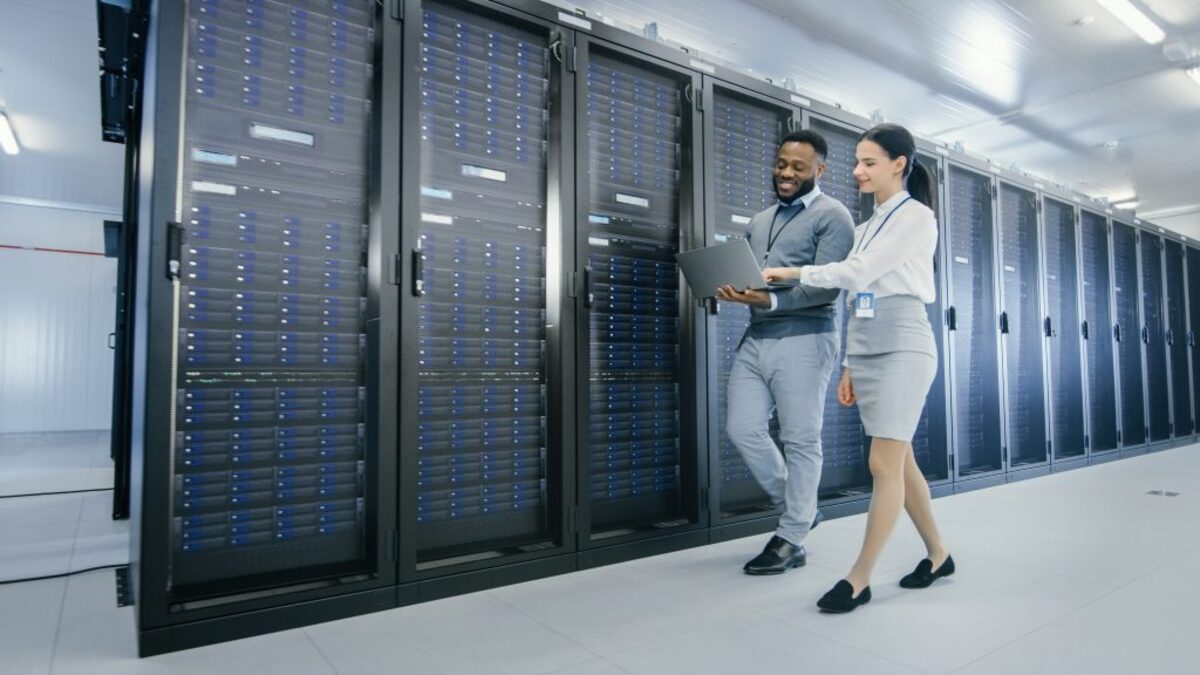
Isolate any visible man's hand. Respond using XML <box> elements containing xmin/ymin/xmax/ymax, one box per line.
<box><xmin>762</xmin><ymin>266</ymin><xmax>803</xmax><ymax>283</ymax></box>
<box><xmin>715</xmin><ymin>285</ymin><xmax>771</xmax><ymax>308</ymax></box>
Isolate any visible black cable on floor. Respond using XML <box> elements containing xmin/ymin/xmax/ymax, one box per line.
<box><xmin>0</xmin><ymin>563</ymin><xmax>129</xmax><ymax>586</ymax></box>
<box><xmin>0</xmin><ymin>487</ymin><xmax>113</xmax><ymax>500</ymax></box>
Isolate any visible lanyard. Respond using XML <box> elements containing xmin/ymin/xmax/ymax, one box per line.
<box><xmin>765</xmin><ymin>202</ymin><xmax>806</xmax><ymax>259</ymax></box>
<box><xmin>855</xmin><ymin>196</ymin><xmax>913</xmax><ymax>255</ymax></box>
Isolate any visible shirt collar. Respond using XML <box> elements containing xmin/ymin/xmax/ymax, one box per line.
<box><xmin>778</xmin><ymin>183</ymin><xmax>822</xmax><ymax>209</ymax></box>
<box><xmin>874</xmin><ymin>189</ymin><xmax>910</xmax><ymax>214</ymax></box>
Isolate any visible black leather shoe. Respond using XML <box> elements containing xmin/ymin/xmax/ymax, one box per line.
<box><xmin>743</xmin><ymin>536</ymin><xmax>806</xmax><ymax>575</ymax></box>
<box><xmin>899</xmin><ymin>555</ymin><xmax>955</xmax><ymax>589</ymax></box>
<box><xmin>817</xmin><ymin>580</ymin><xmax>871</xmax><ymax>613</ymax></box>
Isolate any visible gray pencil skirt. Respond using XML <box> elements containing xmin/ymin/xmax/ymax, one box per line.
<box><xmin>845</xmin><ymin>295</ymin><xmax>937</xmax><ymax>442</ymax></box>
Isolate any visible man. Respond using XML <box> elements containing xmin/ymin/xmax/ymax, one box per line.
<box><xmin>716</xmin><ymin>129</ymin><xmax>854</xmax><ymax>575</ymax></box>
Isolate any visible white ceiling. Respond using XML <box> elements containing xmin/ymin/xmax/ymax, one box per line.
<box><xmin>555</xmin><ymin>0</ymin><xmax>1200</xmax><ymax>231</ymax></box>
<box><xmin>0</xmin><ymin>0</ymin><xmax>1197</xmax><ymax>231</ymax></box>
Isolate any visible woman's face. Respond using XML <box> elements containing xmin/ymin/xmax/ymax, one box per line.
<box><xmin>853</xmin><ymin>139</ymin><xmax>905</xmax><ymax>195</ymax></box>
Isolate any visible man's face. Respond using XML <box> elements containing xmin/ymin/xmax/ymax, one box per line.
<box><xmin>773</xmin><ymin>141</ymin><xmax>824</xmax><ymax>201</ymax></box>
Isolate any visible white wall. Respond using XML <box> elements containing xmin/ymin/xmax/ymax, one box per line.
<box><xmin>0</xmin><ymin>202</ymin><xmax>118</xmax><ymax>433</ymax></box>
<box><xmin>1150</xmin><ymin>213</ymin><xmax>1200</xmax><ymax>242</ymax></box>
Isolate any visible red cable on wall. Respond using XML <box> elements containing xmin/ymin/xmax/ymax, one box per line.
<box><xmin>0</xmin><ymin>244</ymin><xmax>106</xmax><ymax>257</ymax></box>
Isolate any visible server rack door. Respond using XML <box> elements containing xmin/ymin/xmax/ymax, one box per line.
<box><xmin>402</xmin><ymin>0</ymin><xmax>567</xmax><ymax>568</ymax></box>
<box><xmin>705</xmin><ymin>82</ymin><xmax>788</xmax><ymax>519</ymax></box>
<box><xmin>575</xmin><ymin>39</ymin><xmax>702</xmax><ymax>543</ymax></box>
<box><xmin>1042</xmin><ymin>198</ymin><xmax>1086</xmax><ymax>460</ymax></box>
<box><xmin>913</xmin><ymin>153</ymin><xmax>950</xmax><ymax>483</ymax></box>
<box><xmin>1140</xmin><ymin>232</ymin><xmax>1170</xmax><ymax>441</ymax></box>
<box><xmin>1188</xmin><ymin>247</ymin><xmax>1200</xmax><ymax>432</ymax></box>
<box><xmin>945</xmin><ymin>166</ymin><xmax>1004</xmax><ymax>476</ymax></box>
<box><xmin>1079</xmin><ymin>211</ymin><xmax>1118</xmax><ymax>453</ymax></box>
<box><xmin>155</xmin><ymin>0</ymin><xmax>390</xmax><ymax>604</ymax></box>
<box><xmin>806</xmin><ymin>117</ymin><xmax>870</xmax><ymax>499</ymax></box>
<box><xmin>1112</xmin><ymin>222</ymin><xmax>1147</xmax><ymax>447</ymax></box>
<box><xmin>1164</xmin><ymin>240</ymin><xmax>1192</xmax><ymax>437</ymax></box>
<box><xmin>996</xmin><ymin>183</ymin><xmax>1048</xmax><ymax>468</ymax></box>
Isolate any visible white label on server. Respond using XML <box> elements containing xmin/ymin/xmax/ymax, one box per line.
<box><xmin>689</xmin><ymin>59</ymin><xmax>716</xmax><ymax>74</ymax></box>
<box><xmin>421</xmin><ymin>186</ymin><xmax>453</xmax><ymax>200</ymax></box>
<box><xmin>616</xmin><ymin>193</ymin><xmax>650</xmax><ymax>208</ymax></box>
<box><xmin>731</xmin><ymin>214</ymin><xmax>752</xmax><ymax>225</ymax></box>
<box><xmin>192</xmin><ymin>181</ymin><xmax>237</xmax><ymax>196</ymax></box>
<box><xmin>421</xmin><ymin>213</ymin><xmax>453</xmax><ymax>225</ymax></box>
<box><xmin>954</xmin><ymin>256</ymin><xmax>969</xmax><ymax>265</ymax></box>
<box><xmin>588</xmin><ymin>236</ymin><xmax>610</xmax><ymax>247</ymax></box>
<box><xmin>250</xmin><ymin>123</ymin><xmax>315</xmax><ymax>146</ymax></box>
<box><xmin>192</xmin><ymin>149</ymin><xmax>238</xmax><ymax>166</ymax></box>
<box><xmin>790</xmin><ymin>94</ymin><xmax>811</xmax><ymax>107</ymax></box>
<box><xmin>1004</xmin><ymin>265</ymin><xmax>1016</xmax><ymax>272</ymax></box>
<box><xmin>588</xmin><ymin>214</ymin><xmax>610</xmax><ymax>224</ymax></box>
<box><xmin>557</xmin><ymin>11</ymin><xmax>592</xmax><ymax>30</ymax></box>
<box><xmin>462</xmin><ymin>164</ymin><xmax>507</xmax><ymax>182</ymax></box>
<box><xmin>714</xmin><ymin>233</ymin><xmax>730</xmax><ymax>242</ymax></box>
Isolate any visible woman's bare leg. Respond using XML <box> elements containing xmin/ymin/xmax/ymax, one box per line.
<box><xmin>844</xmin><ymin>437</ymin><xmax>908</xmax><ymax>594</ymax></box>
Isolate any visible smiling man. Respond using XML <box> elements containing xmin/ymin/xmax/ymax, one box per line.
<box><xmin>716</xmin><ymin>129</ymin><xmax>854</xmax><ymax>575</ymax></box>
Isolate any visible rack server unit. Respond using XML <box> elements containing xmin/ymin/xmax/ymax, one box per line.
<box><xmin>912</xmin><ymin>151</ymin><xmax>951</xmax><ymax>485</ymax></box>
<box><xmin>1042</xmin><ymin>197</ymin><xmax>1086</xmax><ymax>463</ymax></box>
<box><xmin>1112</xmin><ymin>221</ymin><xmax>1147</xmax><ymax>451</ymax></box>
<box><xmin>1139</xmin><ymin>232</ymin><xmax>1171</xmax><ymax>444</ymax></box>
<box><xmin>130</xmin><ymin>0</ymin><xmax>396</xmax><ymax>654</ymax></box>
<box><xmin>573</xmin><ymin>37</ymin><xmax>705</xmax><ymax>548</ymax></box>
<box><xmin>1163</xmin><ymin>238</ymin><xmax>1192</xmax><ymax>440</ymax></box>
<box><xmin>399</xmin><ymin>0</ymin><xmax>571</xmax><ymax>575</ymax></box>
<box><xmin>1079</xmin><ymin>209</ymin><xmax>1119</xmax><ymax>456</ymax></box>
<box><xmin>1188</xmin><ymin>247</ymin><xmax>1200</xmax><ymax>435</ymax></box>
<box><xmin>945</xmin><ymin>165</ymin><xmax>1004</xmax><ymax>482</ymax></box>
<box><xmin>703</xmin><ymin>82</ymin><xmax>788</xmax><ymax>520</ymax></box>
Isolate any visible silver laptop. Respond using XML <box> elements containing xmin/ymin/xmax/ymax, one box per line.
<box><xmin>676</xmin><ymin>238</ymin><xmax>797</xmax><ymax>299</ymax></box>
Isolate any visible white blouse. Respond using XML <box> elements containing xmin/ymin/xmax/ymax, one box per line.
<box><xmin>798</xmin><ymin>190</ymin><xmax>938</xmax><ymax>303</ymax></box>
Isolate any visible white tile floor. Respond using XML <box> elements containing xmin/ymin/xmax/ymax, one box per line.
<box><xmin>2</xmin><ymin>436</ymin><xmax>1198</xmax><ymax>674</ymax></box>
<box><xmin>0</xmin><ymin>431</ymin><xmax>114</xmax><ymax>496</ymax></box>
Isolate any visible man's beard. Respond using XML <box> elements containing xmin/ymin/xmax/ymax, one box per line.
<box><xmin>774</xmin><ymin>177</ymin><xmax>815</xmax><ymax>204</ymax></box>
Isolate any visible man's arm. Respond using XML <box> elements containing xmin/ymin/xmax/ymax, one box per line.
<box><xmin>767</xmin><ymin>211</ymin><xmax>855</xmax><ymax>312</ymax></box>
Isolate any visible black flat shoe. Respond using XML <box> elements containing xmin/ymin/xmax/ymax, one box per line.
<box><xmin>817</xmin><ymin>580</ymin><xmax>871</xmax><ymax>613</ymax></box>
<box><xmin>743</xmin><ymin>536</ymin><xmax>806</xmax><ymax>575</ymax></box>
<box><xmin>899</xmin><ymin>555</ymin><xmax>955</xmax><ymax>589</ymax></box>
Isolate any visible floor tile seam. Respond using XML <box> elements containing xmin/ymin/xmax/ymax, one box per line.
<box><xmin>486</xmin><ymin>592</ymin><xmax>607</xmax><ymax>660</ymax></box>
<box><xmin>46</xmin><ymin>574</ymin><xmax>73</xmax><ymax>675</ymax></box>
<box><xmin>747</xmin><ymin>607</ymin><xmax>939</xmax><ymax>675</ymax></box>
<box><xmin>301</xmin><ymin>628</ymin><xmax>344</xmax><ymax>675</ymax></box>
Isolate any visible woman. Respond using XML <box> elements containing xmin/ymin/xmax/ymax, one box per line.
<box><xmin>764</xmin><ymin>123</ymin><xmax>954</xmax><ymax>613</ymax></box>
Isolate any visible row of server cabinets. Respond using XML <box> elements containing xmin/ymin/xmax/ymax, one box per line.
<box><xmin>127</xmin><ymin>0</ymin><xmax>1200</xmax><ymax>654</ymax></box>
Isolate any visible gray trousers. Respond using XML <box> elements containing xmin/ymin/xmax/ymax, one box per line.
<box><xmin>727</xmin><ymin>332</ymin><xmax>838</xmax><ymax>546</ymax></box>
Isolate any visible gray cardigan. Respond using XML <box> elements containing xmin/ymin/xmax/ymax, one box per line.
<box><xmin>744</xmin><ymin>193</ymin><xmax>855</xmax><ymax>339</ymax></box>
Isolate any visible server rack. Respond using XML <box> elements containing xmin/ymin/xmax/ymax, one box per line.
<box><xmin>131</xmin><ymin>0</ymin><xmax>398</xmax><ymax>654</ymax></box>
<box><xmin>397</xmin><ymin>0</ymin><xmax>576</xmax><ymax>583</ymax></box>
<box><xmin>1041</xmin><ymin>196</ymin><xmax>1087</xmax><ymax>465</ymax></box>
<box><xmin>1188</xmin><ymin>246</ymin><xmax>1200</xmax><ymax>440</ymax></box>
<box><xmin>1139</xmin><ymin>231</ymin><xmax>1171</xmax><ymax>445</ymax></box>
<box><xmin>803</xmin><ymin>114</ymin><xmax>871</xmax><ymax>501</ymax></box>
<box><xmin>700</xmin><ymin>77</ymin><xmax>792</xmax><ymax>525</ymax></box>
<box><xmin>944</xmin><ymin>163</ymin><xmax>1004</xmax><ymax>486</ymax></box>
<box><xmin>572</xmin><ymin>35</ymin><xmax>707</xmax><ymax>553</ymax></box>
<box><xmin>1079</xmin><ymin>208</ymin><xmax>1119</xmax><ymax>457</ymax></box>
<box><xmin>1112</xmin><ymin>221</ymin><xmax>1148</xmax><ymax>452</ymax></box>
<box><xmin>996</xmin><ymin>181</ymin><xmax>1049</xmax><ymax>473</ymax></box>
<box><xmin>1163</xmin><ymin>237</ymin><xmax>1192</xmax><ymax>442</ymax></box>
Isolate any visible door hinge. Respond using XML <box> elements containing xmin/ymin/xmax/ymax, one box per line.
<box><xmin>388</xmin><ymin>253</ymin><xmax>401</xmax><ymax>286</ymax></box>
<box><xmin>566</xmin><ymin>45</ymin><xmax>577</xmax><ymax>73</ymax></box>
<box><xmin>567</xmin><ymin>271</ymin><xmax>578</xmax><ymax>298</ymax></box>
<box><xmin>694</xmin><ymin>88</ymin><xmax>704</xmax><ymax>111</ymax></box>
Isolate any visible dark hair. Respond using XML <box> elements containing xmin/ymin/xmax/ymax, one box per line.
<box><xmin>779</xmin><ymin>129</ymin><xmax>828</xmax><ymax>161</ymax></box>
<box><xmin>858</xmin><ymin>123</ymin><xmax>935</xmax><ymax>209</ymax></box>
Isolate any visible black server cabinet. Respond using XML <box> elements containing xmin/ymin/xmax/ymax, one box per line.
<box><xmin>1163</xmin><ymin>239</ymin><xmax>1192</xmax><ymax>438</ymax></box>
<box><xmin>1188</xmin><ymin>247</ymin><xmax>1200</xmax><ymax>433</ymax></box>
<box><xmin>398</xmin><ymin>0</ymin><xmax>572</xmax><ymax>574</ymax></box>
<box><xmin>1139</xmin><ymin>232</ymin><xmax>1170</xmax><ymax>442</ymax></box>
<box><xmin>913</xmin><ymin>152</ymin><xmax>950</xmax><ymax>484</ymax></box>
<box><xmin>996</xmin><ymin>183</ymin><xmax>1048</xmax><ymax>468</ymax></box>
<box><xmin>805</xmin><ymin>116</ymin><xmax>870</xmax><ymax>498</ymax></box>
<box><xmin>945</xmin><ymin>165</ymin><xmax>1003</xmax><ymax>477</ymax></box>
<box><xmin>132</xmin><ymin>0</ymin><xmax>396</xmax><ymax>654</ymax></box>
<box><xmin>1041</xmin><ymin>197</ymin><xmax>1086</xmax><ymax>461</ymax></box>
<box><xmin>573</xmin><ymin>37</ymin><xmax>705</xmax><ymax>545</ymax></box>
<box><xmin>1079</xmin><ymin>210</ymin><xmax>1119</xmax><ymax>454</ymax></box>
<box><xmin>702</xmin><ymin>80</ymin><xmax>790</xmax><ymax>520</ymax></box>
<box><xmin>1112</xmin><ymin>221</ymin><xmax>1147</xmax><ymax>448</ymax></box>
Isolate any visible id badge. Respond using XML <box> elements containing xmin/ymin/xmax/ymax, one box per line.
<box><xmin>855</xmin><ymin>292</ymin><xmax>876</xmax><ymax>319</ymax></box>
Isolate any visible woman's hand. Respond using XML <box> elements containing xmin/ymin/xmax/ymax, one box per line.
<box><xmin>837</xmin><ymin>368</ymin><xmax>856</xmax><ymax>406</ymax></box>
<box><xmin>762</xmin><ymin>266</ymin><xmax>803</xmax><ymax>284</ymax></box>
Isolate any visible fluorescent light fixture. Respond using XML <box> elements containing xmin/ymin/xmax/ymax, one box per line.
<box><xmin>0</xmin><ymin>112</ymin><xmax>19</xmax><ymax>155</ymax></box>
<box><xmin>1096</xmin><ymin>0</ymin><xmax>1165</xmax><ymax>45</ymax></box>
<box><xmin>1112</xmin><ymin>199</ymin><xmax>1140</xmax><ymax>210</ymax></box>
<box><xmin>1188</xmin><ymin>65</ymin><xmax>1200</xmax><ymax>86</ymax></box>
